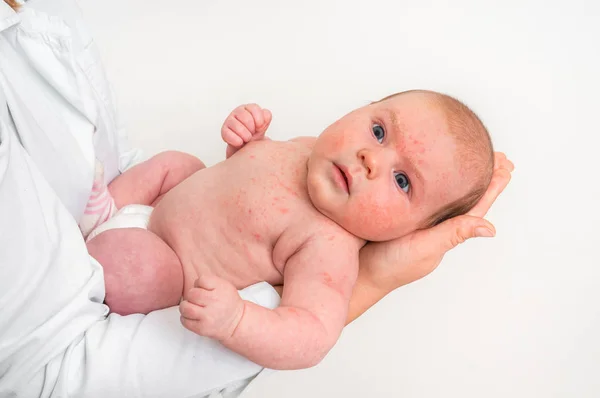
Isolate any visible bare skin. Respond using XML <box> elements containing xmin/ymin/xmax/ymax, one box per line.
<box><xmin>87</xmin><ymin>92</ymin><xmax>506</xmax><ymax>370</ymax></box>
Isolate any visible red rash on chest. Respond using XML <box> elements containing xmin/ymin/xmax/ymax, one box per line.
<box><xmin>285</xmin><ymin>307</ymin><xmax>299</xmax><ymax>315</ymax></box>
<box><xmin>241</xmin><ymin>242</ymin><xmax>255</xmax><ymax>263</ymax></box>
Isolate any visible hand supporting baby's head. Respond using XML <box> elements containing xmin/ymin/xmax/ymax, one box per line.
<box><xmin>306</xmin><ymin>89</ymin><xmax>494</xmax><ymax>241</ymax></box>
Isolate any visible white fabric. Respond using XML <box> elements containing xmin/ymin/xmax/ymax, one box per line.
<box><xmin>86</xmin><ymin>203</ymin><xmax>153</xmax><ymax>242</ymax></box>
<box><xmin>0</xmin><ymin>1</ymin><xmax>279</xmax><ymax>397</ymax></box>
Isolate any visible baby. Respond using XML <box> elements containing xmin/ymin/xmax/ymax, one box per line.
<box><xmin>86</xmin><ymin>90</ymin><xmax>494</xmax><ymax>370</ymax></box>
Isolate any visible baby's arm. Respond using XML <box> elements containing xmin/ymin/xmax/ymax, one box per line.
<box><xmin>180</xmin><ymin>238</ymin><xmax>358</xmax><ymax>370</ymax></box>
<box><xmin>108</xmin><ymin>151</ymin><xmax>205</xmax><ymax>208</ymax></box>
<box><xmin>221</xmin><ymin>104</ymin><xmax>272</xmax><ymax>158</ymax></box>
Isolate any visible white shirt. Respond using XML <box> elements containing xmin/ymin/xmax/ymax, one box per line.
<box><xmin>0</xmin><ymin>1</ymin><xmax>279</xmax><ymax>396</ymax></box>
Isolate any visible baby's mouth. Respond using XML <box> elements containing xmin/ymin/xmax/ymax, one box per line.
<box><xmin>333</xmin><ymin>163</ymin><xmax>350</xmax><ymax>194</ymax></box>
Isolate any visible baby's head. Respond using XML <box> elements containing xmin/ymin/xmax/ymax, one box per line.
<box><xmin>306</xmin><ymin>90</ymin><xmax>494</xmax><ymax>241</ymax></box>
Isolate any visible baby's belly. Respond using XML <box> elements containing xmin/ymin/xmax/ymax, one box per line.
<box><xmin>179</xmin><ymin>239</ymin><xmax>285</xmax><ymax>297</ymax></box>
<box><xmin>149</xmin><ymin>201</ymin><xmax>284</xmax><ymax>295</ymax></box>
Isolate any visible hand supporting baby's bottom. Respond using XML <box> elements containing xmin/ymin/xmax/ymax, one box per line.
<box><xmin>179</xmin><ymin>273</ymin><xmax>245</xmax><ymax>342</ymax></box>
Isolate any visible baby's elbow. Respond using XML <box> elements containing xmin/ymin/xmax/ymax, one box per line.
<box><xmin>266</xmin><ymin>346</ymin><xmax>330</xmax><ymax>370</ymax></box>
<box><xmin>272</xmin><ymin>330</ymin><xmax>337</xmax><ymax>370</ymax></box>
<box><xmin>299</xmin><ymin>345</ymin><xmax>330</xmax><ymax>369</ymax></box>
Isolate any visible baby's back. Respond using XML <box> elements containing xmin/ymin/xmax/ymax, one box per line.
<box><xmin>149</xmin><ymin>140</ymin><xmax>349</xmax><ymax>294</ymax></box>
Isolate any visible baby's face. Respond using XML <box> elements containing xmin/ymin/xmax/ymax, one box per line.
<box><xmin>307</xmin><ymin>92</ymin><xmax>476</xmax><ymax>241</ymax></box>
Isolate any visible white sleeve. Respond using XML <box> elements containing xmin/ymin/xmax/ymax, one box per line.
<box><xmin>67</xmin><ymin>283</ymin><xmax>280</xmax><ymax>398</ymax></box>
<box><xmin>0</xmin><ymin>95</ymin><xmax>108</xmax><ymax>395</ymax></box>
<box><xmin>0</xmin><ymin>87</ymin><xmax>280</xmax><ymax>398</ymax></box>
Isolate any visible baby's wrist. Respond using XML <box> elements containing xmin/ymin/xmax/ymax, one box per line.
<box><xmin>220</xmin><ymin>299</ymin><xmax>246</xmax><ymax>344</ymax></box>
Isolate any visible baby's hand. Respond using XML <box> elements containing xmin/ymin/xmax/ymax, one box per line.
<box><xmin>221</xmin><ymin>104</ymin><xmax>272</xmax><ymax>158</ymax></box>
<box><xmin>179</xmin><ymin>273</ymin><xmax>244</xmax><ymax>342</ymax></box>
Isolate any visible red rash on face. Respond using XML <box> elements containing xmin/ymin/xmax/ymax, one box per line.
<box><xmin>253</xmin><ymin>233</ymin><xmax>261</xmax><ymax>240</ymax></box>
<box><xmin>410</xmin><ymin>138</ymin><xmax>425</xmax><ymax>154</ymax></box>
<box><xmin>331</xmin><ymin>133</ymin><xmax>345</xmax><ymax>152</ymax></box>
<box><xmin>306</xmin><ymin>91</ymin><xmax>470</xmax><ymax>241</ymax></box>
<box><xmin>344</xmin><ymin>199</ymin><xmax>395</xmax><ymax>239</ymax></box>
<box><xmin>279</xmin><ymin>208</ymin><xmax>289</xmax><ymax>214</ymax></box>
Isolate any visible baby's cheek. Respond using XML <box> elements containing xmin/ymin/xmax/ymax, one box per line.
<box><xmin>345</xmin><ymin>196</ymin><xmax>404</xmax><ymax>240</ymax></box>
<box><xmin>325</xmin><ymin>132</ymin><xmax>345</xmax><ymax>153</ymax></box>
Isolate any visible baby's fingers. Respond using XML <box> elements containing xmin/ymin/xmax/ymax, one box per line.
<box><xmin>221</xmin><ymin>127</ymin><xmax>244</xmax><ymax>147</ymax></box>
<box><xmin>223</xmin><ymin>117</ymin><xmax>252</xmax><ymax>144</ymax></box>
<box><xmin>179</xmin><ymin>298</ymin><xmax>204</xmax><ymax>320</ymax></box>
<box><xmin>257</xmin><ymin>109</ymin><xmax>272</xmax><ymax>135</ymax></box>
<box><xmin>244</xmin><ymin>104</ymin><xmax>271</xmax><ymax>136</ymax></box>
<box><xmin>233</xmin><ymin>108</ymin><xmax>256</xmax><ymax>141</ymax></box>
<box><xmin>244</xmin><ymin>104</ymin><xmax>263</xmax><ymax>129</ymax></box>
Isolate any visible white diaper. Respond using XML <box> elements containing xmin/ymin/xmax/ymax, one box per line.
<box><xmin>86</xmin><ymin>204</ymin><xmax>154</xmax><ymax>242</ymax></box>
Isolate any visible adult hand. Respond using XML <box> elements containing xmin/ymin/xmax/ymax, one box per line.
<box><xmin>357</xmin><ymin>152</ymin><xmax>514</xmax><ymax>295</ymax></box>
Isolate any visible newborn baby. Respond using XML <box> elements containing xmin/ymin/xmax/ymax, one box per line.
<box><xmin>86</xmin><ymin>90</ymin><xmax>494</xmax><ymax>370</ymax></box>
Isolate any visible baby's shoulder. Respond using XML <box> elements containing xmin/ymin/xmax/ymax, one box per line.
<box><xmin>289</xmin><ymin>136</ymin><xmax>317</xmax><ymax>150</ymax></box>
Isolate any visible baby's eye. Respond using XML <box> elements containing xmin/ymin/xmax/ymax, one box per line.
<box><xmin>394</xmin><ymin>172</ymin><xmax>410</xmax><ymax>193</ymax></box>
<box><xmin>372</xmin><ymin>124</ymin><xmax>385</xmax><ymax>143</ymax></box>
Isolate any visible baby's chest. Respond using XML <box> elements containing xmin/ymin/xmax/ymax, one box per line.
<box><xmin>226</xmin><ymin>155</ymin><xmax>311</xmax><ymax>227</ymax></box>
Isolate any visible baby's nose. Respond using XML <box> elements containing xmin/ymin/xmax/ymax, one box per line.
<box><xmin>358</xmin><ymin>149</ymin><xmax>379</xmax><ymax>179</ymax></box>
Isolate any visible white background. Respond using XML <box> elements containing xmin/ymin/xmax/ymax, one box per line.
<box><xmin>80</xmin><ymin>0</ymin><xmax>599</xmax><ymax>396</ymax></box>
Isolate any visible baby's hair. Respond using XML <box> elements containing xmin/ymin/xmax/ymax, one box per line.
<box><xmin>4</xmin><ymin>0</ymin><xmax>20</xmax><ymax>10</ymax></box>
<box><xmin>376</xmin><ymin>90</ymin><xmax>494</xmax><ymax>228</ymax></box>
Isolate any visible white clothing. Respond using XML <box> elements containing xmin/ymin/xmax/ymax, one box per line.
<box><xmin>0</xmin><ymin>1</ymin><xmax>279</xmax><ymax>397</ymax></box>
<box><xmin>86</xmin><ymin>204</ymin><xmax>153</xmax><ymax>242</ymax></box>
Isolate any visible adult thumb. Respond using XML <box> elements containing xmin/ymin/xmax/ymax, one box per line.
<box><xmin>429</xmin><ymin>215</ymin><xmax>496</xmax><ymax>254</ymax></box>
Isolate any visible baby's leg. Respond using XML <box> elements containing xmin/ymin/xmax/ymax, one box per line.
<box><xmin>109</xmin><ymin>151</ymin><xmax>206</xmax><ymax>209</ymax></box>
<box><xmin>87</xmin><ymin>228</ymin><xmax>184</xmax><ymax>315</ymax></box>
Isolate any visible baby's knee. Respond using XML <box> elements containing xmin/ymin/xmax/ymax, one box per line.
<box><xmin>152</xmin><ymin>150</ymin><xmax>206</xmax><ymax>174</ymax></box>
